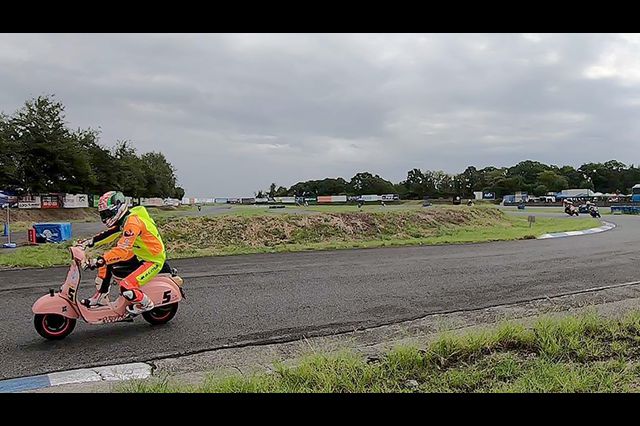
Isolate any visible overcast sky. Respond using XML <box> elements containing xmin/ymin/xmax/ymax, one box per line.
<box><xmin>1</xmin><ymin>33</ymin><xmax>639</xmax><ymax>197</ymax></box>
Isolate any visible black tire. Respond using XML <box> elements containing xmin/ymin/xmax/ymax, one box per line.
<box><xmin>142</xmin><ymin>303</ymin><xmax>178</xmax><ymax>325</ymax></box>
<box><xmin>34</xmin><ymin>314</ymin><xmax>76</xmax><ymax>340</ymax></box>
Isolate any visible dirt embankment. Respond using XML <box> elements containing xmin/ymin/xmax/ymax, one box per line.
<box><xmin>159</xmin><ymin>207</ymin><xmax>506</xmax><ymax>255</ymax></box>
<box><xmin>8</xmin><ymin>208</ymin><xmax>99</xmax><ymax>223</ymax></box>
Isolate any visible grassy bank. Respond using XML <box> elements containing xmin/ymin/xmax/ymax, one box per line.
<box><xmin>0</xmin><ymin>207</ymin><xmax>600</xmax><ymax>268</ymax></box>
<box><xmin>0</xmin><ymin>242</ymin><xmax>72</xmax><ymax>268</ymax></box>
<box><xmin>159</xmin><ymin>207</ymin><xmax>599</xmax><ymax>258</ymax></box>
<box><xmin>121</xmin><ymin>310</ymin><xmax>640</xmax><ymax>393</ymax></box>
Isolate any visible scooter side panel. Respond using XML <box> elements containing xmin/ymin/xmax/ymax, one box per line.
<box><xmin>32</xmin><ymin>294</ymin><xmax>80</xmax><ymax>319</ymax></box>
<box><xmin>141</xmin><ymin>277</ymin><xmax>183</xmax><ymax>306</ymax></box>
<box><xmin>78</xmin><ymin>298</ymin><xmax>130</xmax><ymax>324</ymax></box>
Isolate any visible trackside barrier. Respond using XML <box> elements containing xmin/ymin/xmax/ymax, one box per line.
<box><xmin>611</xmin><ymin>205</ymin><xmax>640</xmax><ymax>215</ymax></box>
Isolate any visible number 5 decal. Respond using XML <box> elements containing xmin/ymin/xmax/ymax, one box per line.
<box><xmin>162</xmin><ymin>290</ymin><xmax>171</xmax><ymax>303</ymax></box>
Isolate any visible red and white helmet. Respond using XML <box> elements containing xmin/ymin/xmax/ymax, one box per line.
<box><xmin>98</xmin><ymin>191</ymin><xmax>129</xmax><ymax>227</ymax></box>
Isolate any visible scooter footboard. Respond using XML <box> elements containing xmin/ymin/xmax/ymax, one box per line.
<box><xmin>141</xmin><ymin>277</ymin><xmax>183</xmax><ymax>306</ymax></box>
<box><xmin>32</xmin><ymin>294</ymin><xmax>80</xmax><ymax>319</ymax></box>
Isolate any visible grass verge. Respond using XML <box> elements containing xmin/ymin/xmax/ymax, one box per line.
<box><xmin>119</xmin><ymin>310</ymin><xmax>640</xmax><ymax>393</ymax></box>
<box><xmin>0</xmin><ymin>242</ymin><xmax>72</xmax><ymax>268</ymax></box>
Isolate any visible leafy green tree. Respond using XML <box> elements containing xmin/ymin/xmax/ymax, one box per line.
<box><xmin>507</xmin><ymin>160</ymin><xmax>551</xmax><ymax>185</ymax></box>
<box><xmin>349</xmin><ymin>172</ymin><xmax>396</xmax><ymax>195</ymax></box>
<box><xmin>5</xmin><ymin>95</ymin><xmax>92</xmax><ymax>193</ymax></box>
<box><xmin>401</xmin><ymin>168</ymin><xmax>432</xmax><ymax>198</ymax></box>
<box><xmin>268</xmin><ymin>183</ymin><xmax>277</xmax><ymax>198</ymax></box>
<box><xmin>537</xmin><ymin>171</ymin><xmax>569</xmax><ymax>193</ymax></box>
<box><xmin>459</xmin><ymin>166</ymin><xmax>485</xmax><ymax>196</ymax></box>
<box><xmin>140</xmin><ymin>151</ymin><xmax>177</xmax><ymax>198</ymax></box>
<box><xmin>534</xmin><ymin>184</ymin><xmax>549</xmax><ymax>196</ymax></box>
<box><xmin>0</xmin><ymin>95</ymin><xmax>184</xmax><ymax>198</ymax></box>
<box><xmin>112</xmin><ymin>140</ymin><xmax>147</xmax><ymax>198</ymax></box>
<box><xmin>288</xmin><ymin>177</ymin><xmax>350</xmax><ymax>196</ymax></box>
<box><xmin>173</xmin><ymin>187</ymin><xmax>185</xmax><ymax>200</ymax></box>
<box><xmin>75</xmin><ymin>128</ymin><xmax>120</xmax><ymax>194</ymax></box>
<box><xmin>274</xmin><ymin>186</ymin><xmax>288</xmax><ymax>197</ymax></box>
<box><xmin>0</xmin><ymin>114</ymin><xmax>20</xmax><ymax>190</ymax></box>
<box><xmin>557</xmin><ymin>166</ymin><xmax>581</xmax><ymax>188</ymax></box>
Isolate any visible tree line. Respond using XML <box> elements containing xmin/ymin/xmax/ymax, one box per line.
<box><xmin>0</xmin><ymin>95</ymin><xmax>184</xmax><ymax>199</ymax></box>
<box><xmin>263</xmin><ymin>160</ymin><xmax>640</xmax><ymax>199</ymax></box>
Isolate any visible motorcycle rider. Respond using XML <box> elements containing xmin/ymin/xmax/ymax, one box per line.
<box><xmin>564</xmin><ymin>199</ymin><xmax>578</xmax><ymax>216</ymax></box>
<box><xmin>79</xmin><ymin>191</ymin><xmax>168</xmax><ymax>315</ymax></box>
<box><xmin>587</xmin><ymin>200</ymin><xmax>600</xmax><ymax>217</ymax></box>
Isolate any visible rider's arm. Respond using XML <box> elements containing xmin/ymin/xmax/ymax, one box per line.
<box><xmin>89</xmin><ymin>226</ymin><xmax>121</xmax><ymax>248</ymax></box>
<box><xmin>101</xmin><ymin>217</ymin><xmax>143</xmax><ymax>264</ymax></box>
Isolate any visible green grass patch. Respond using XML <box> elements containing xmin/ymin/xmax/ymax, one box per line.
<box><xmin>120</xmin><ymin>310</ymin><xmax>640</xmax><ymax>393</ymax></box>
<box><xmin>0</xmin><ymin>242</ymin><xmax>73</xmax><ymax>268</ymax></box>
<box><xmin>4</xmin><ymin>221</ymin><xmax>32</xmax><ymax>232</ymax></box>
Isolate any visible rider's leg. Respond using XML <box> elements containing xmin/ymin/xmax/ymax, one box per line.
<box><xmin>81</xmin><ymin>264</ymin><xmax>113</xmax><ymax>307</ymax></box>
<box><xmin>120</xmin><ymin>261</ymin><xmax>163</xmax><ymax>315</ymax></box>
<box><xmin>82</xmin><ymin>258</ymin><xmax>142</xmax><ymax>307</ymax></box>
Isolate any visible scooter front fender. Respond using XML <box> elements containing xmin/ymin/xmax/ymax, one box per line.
<box><xmin>32</xmin><ymin>293</ymin><xmax>79</xmax><ymax>319</ymax></box>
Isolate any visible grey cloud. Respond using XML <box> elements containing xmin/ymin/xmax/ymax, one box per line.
<box><xmin>0</xmin><ymin>33</ymin><xmax>638</xmax><ymax>196</ymax></box>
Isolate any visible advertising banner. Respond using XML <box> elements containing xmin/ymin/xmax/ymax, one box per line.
<box><xmin>274</xmin><ymin>197</ymin><xmax>296</xmax><ymax>204</ymax></box>
<box><xmin>163</xmin><ymin>198</ymin><xmax>180</xmax><ymax>207</ymax></box>
<box><xmin>482</xmin><ymin>192</ymin><xmax>495</xmax><ymax>200</ymax></box>
<box><xmin>63</xmin><ymin>194</ymin><xmax>89</xmax><ymax>208</ymax></box>
<box><xmin>141</xmin><ymin>198</ymin><xmax>164</xmax><ymax>207</ymax></box>
<box><xmin>41</xmin><ymin>194</ymin><xmax>62</xmax><ymax>209</ymax></box>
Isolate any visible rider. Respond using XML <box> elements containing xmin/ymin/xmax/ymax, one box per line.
<box><xmin>79</xmin><ymin>191</ymin><xmax>168</xmax><ymax>315</ymax></box>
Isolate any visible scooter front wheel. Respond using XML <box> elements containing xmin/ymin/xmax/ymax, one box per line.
<box><xmin>142</xmin><ymin>303</ymin><xmax>178</xmax><ymax>325</ymax></box>
<box><xmin>34</xmin><ymin>314</ymin><xmax>76</xmax><ymax>340</ymax></box>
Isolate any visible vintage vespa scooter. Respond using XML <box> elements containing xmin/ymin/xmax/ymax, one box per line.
<box><xmin>32</xmin><ymin>244</ymin><xmax>185</xmax><ymax>340</ymax></box>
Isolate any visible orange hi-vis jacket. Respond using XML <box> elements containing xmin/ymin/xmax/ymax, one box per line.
<box><xmin>92</xmin><ymin>206</ymin><xmax>166</xmax><ymax>265</ymax></box>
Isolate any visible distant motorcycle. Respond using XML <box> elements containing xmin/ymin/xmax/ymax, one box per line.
<box><xmin>564</xmin><ymin>204</ymin><xmax>579</xmax><ymax>216</ymax></box>
<box><xmin>589</xmin><ymin>205</ymin><xmax>601</xmax><ymax>218</ymax></box>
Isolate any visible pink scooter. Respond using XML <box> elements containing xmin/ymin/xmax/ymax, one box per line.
<box><xmin>32</xmin><ymin>245</ymin><xmax>185</xmax><ymax>340</ymax></box>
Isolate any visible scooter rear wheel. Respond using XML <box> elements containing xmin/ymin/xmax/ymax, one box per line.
<box><xmin>142</xmin><ymin>303</ymin><xmax>178</xmax><ymax>325</ymax></box>
<box><xmin>34</xmin><ymin>314</ymin><xmax>76</xmax><ymax>340</ymax></box>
